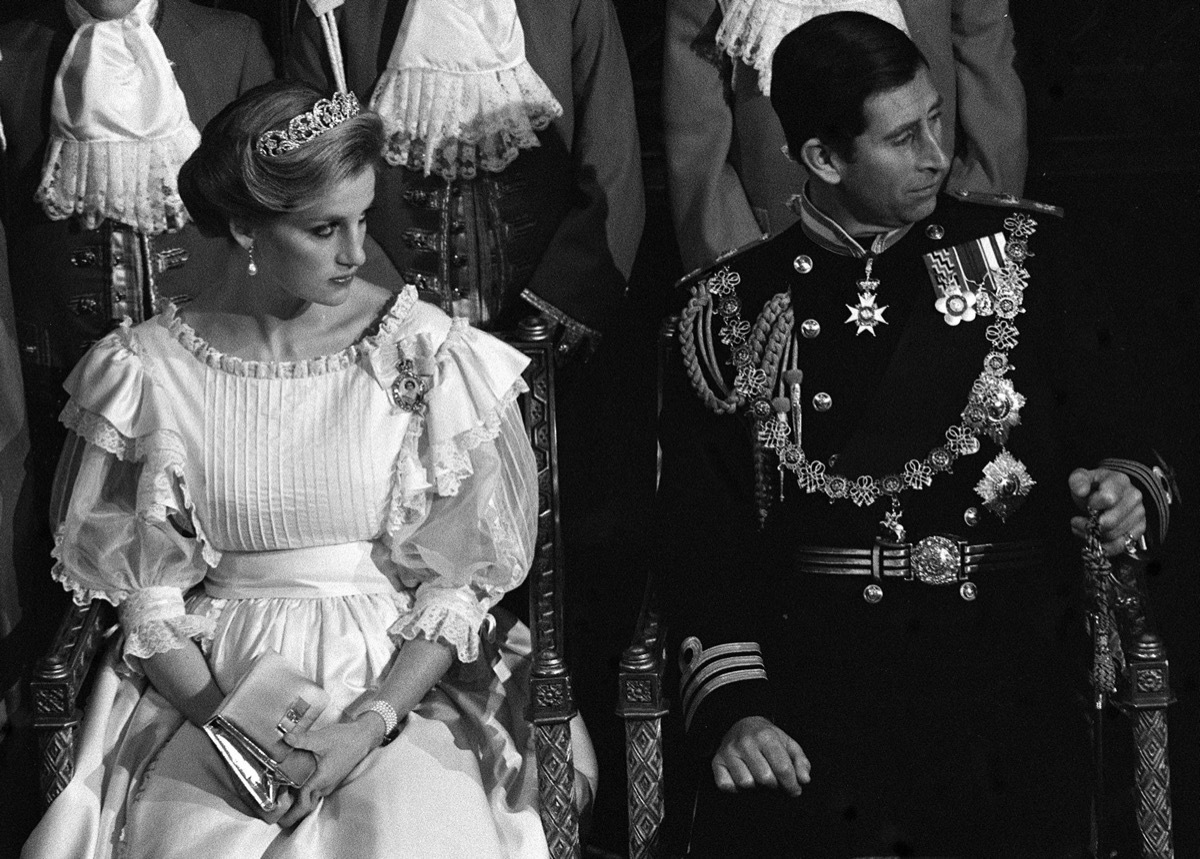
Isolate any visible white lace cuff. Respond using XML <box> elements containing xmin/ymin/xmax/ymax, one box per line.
<box><xmin>369</xmin><ymin>60</ymin><xmax>561</xmax><ymax>180</ymax></box>
<box><xmin>716</xmin><ymin>0</ymin><xmax>908</xmax><ymax>95</ymax></box>
<box><xmin>390</xmin><ymin>588</ymin><xmax>490</xmax><ymax>663</ymax></box>
<box><xmin>36</xmin><ymin>129</ymin><xmax>200</xmax><ymax>234</ymax></box>
<box><xmin>116</xmin><ymin>586</ymin><xmax>215</xmax><ymax>668</ymax></box>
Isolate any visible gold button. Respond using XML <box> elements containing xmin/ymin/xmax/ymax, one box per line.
<box><xmin>801</xmin><ymin>318</ymin><xmax>821</xmax><ymax>338</ymax></box>
<box><xmin>863</xmin><ymin>583</ymin><xmax>884</xmax><ymax>604</ymax></box>
<box><xmin>812</xmin><ymin>392</ymin><xmax>832</xmax><ymax>412</ymax></box>
<box><xmin>926</xmin><ymin>224</ymin><xmax>945</xmax><ymax>240</ymax></box>
<box><xmin>793</xmin><ymin>255</ymin><xmax>813</xmax><ymax>274</ymax></box>
<box><xmin>963</xmin><ymin>507</ymin><xmax>980</xmax><ymax>527</ymax></box>
<box><xmin>959</xmin><ymin>581</ymin><xmax>978</xmax><ymax>601</ymax></box>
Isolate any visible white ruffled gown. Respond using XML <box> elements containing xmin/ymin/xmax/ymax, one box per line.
<box><xmin>23</xmin><ymin>286</ymin><xmax>553</xmax><ymax>859</ymax></box>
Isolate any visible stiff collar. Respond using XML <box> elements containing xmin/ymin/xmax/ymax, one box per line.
<box><xmin>792</xmin><ymin>183</ymin><xmax>912</xmax><ymax>259</ymax></box>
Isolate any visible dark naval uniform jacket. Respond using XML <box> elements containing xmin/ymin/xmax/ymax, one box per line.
<box><xmin>657</xmin><ymin>188</ymin><xmax>1173</xmax><ymax>857</ymax></box>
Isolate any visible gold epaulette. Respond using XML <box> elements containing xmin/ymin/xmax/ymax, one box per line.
<box><xmin>944</xmin><ymin>187</ymin><xmax>1065</xmax><ymax>218</ymax></box>
<box><xmin>672</xmin><ymin>234</ymin><xmax>773</xmax><ymax>292</ymax></box>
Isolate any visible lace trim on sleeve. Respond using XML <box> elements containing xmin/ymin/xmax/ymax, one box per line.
<box><xmin>431</xmin><ymin>380</ymin><xmax>524</xmax><ymax>497</ymax></box>
<box><xmin>117</xmin><ymin>586</ymin><xmax>215</xmax><ymax>668</ymax></box>
<box><xmin>50</xmin><ymin>552</ymin><xmax>122</xmax><ymax>607</ymax></box>
<box><xmin>389</xmin><ymin>587</ymin><xmax>490</xmax><ymax>663</ymax></box>
<box><xmin>61</xmin><ymin>400</ymin><xmax>134</xmax><ymax>459</ymax></box>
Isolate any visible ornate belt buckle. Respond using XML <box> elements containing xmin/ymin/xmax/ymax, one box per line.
<box><xmin>910</xmin><ymin>535</ymin><xmax>962</xmax><ymax>585</ymax></box>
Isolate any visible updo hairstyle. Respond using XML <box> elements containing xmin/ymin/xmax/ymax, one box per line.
<box><xmin>771</xmin><ymin>12</ymin><xmax>927</xmax><ymax>162</ymax></box>
<box><xmin>179</xmin><ymin>80</ymin><xmax>385</xmax><ymax>238</ymax></box>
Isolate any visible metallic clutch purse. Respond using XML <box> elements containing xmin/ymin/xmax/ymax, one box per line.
<box><xmin>202</xmin><ymin>651</ymin><xmax>330</xmax><ymax>813</ymax></box>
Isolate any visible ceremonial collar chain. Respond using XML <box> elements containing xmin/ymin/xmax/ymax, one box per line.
<box><xmin>703</xmin><ymin>211</ymin><xmax>1040</xmax><ymax>537</ymax></box>
<box><xmin>257</xmin><ymin>91</ymin><xmax>361</xmax><ymax>158</ymax></box>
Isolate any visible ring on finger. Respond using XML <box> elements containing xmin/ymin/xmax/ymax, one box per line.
<box><xmin>1123</xmin><ymin>532</ymin><xmax>1141</xmax><ymax>557</ymax></box>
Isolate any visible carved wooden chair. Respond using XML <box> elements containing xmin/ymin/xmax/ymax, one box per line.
<box><xmin>31</xmin><ymin>316</ymin><xmax>586</xmax><ymax>858</ymax></box>
<box><xmin>615</xmin><ymin>316</ymin><xmax>678</xmax><ymax>859</ymax></box>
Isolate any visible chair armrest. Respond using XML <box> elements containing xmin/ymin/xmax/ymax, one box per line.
<box><xmin>30</xmin><ymin>598</ymin><xmax>114</xmax><ymax>806</ymax></box>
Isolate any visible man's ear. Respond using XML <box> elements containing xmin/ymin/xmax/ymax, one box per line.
<box><xmin>798</xmin><ymin>137</ymin><xmax>844</xmax><ymax>186</ymax></box>
<box><xmin>228</xmin><ymin>219</ymin><xmax>255</xmax><ymax>251</ymax></box>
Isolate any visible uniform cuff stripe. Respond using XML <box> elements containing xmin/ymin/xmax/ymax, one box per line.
<box><xmin>683</xmin><ymin>668</ymin><xmax>769</xmax><ymax>731</ymax></box>
<box><xmin>679</xmin><ymin>638</ymin><xmax>768</xmax><ymax>731</ymax></box>
<box><xmin>681</xmin><ymin>654</ymin><xmax>767</xmax><ymax>718</ymax></box>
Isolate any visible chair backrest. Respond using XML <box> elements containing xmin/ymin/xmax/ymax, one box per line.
<box><xmin>502</xmin><ymin>319</ymin><xmax>583</xmax><ymax>858</ymax></box>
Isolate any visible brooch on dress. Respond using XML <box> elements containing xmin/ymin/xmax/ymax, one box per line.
<box><xmin>390</xmin><ymin>358</ymin><xmax>430</xmax><ymax>414</ymax></box>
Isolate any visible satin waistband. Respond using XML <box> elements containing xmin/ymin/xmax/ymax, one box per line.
<box><xmin>205</xmin><ymin>541</ymin><xmax>400</xmax><ymax>599</ymax></box>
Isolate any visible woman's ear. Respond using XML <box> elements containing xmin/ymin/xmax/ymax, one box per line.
<box><xmin>228</xmin><ymin>218</ymin><xmax>255</xmax><ymax>251</ymax></box>
<box><xmin>798</xmin><ymin>136</ymin><xmax>845</xmax><ymax>187</ymax></box>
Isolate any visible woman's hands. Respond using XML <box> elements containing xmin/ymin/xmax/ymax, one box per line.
<box><xmin>274</xmin><ymin>714</ymin><xmax>386</xmax><ymax>827</ymax></box>
<box><xmin>267</xmin><ymin>636</ymin><xmax>456</xmax><ymax>827</ymax></box>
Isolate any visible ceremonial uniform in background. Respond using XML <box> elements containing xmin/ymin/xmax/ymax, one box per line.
<box><xmin>0</xmin><ymin>0</ymin><xmax>274</xmax><ymax>472</ymax></box>
<box><xmin>288</xmin><ymin>0</ymin><xmax>645</xmax><ymax>343</ymax></box>
<box><xmin>658</xmin><ymin>189</ymin><xmax>1172</xmax><ymax>857</ymax></box>
<box><xmin>663</xmin><ymin>0</ymin><xmax>1029</xmax><ymax>270</ymax></box>
<box><xmin>0</xmin><ymin>0</ymin><xmax>274</xmax><ymax>376</ymax></box>
<box><xmin>0</xmin><ymin>0</ymin><xmax>274</xmax><ymax>681</ymax></box>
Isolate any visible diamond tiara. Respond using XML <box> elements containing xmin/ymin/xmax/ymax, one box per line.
<box><xmin>256</xmin><ymin>91</ymin><xmax>361</xmax><ymax>158</ymax></box>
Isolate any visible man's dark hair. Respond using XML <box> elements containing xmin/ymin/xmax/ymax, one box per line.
<box><xmin>771</xmin><ymin>11</ymin><xmax>928</xmax><ymax>161</ymax></box>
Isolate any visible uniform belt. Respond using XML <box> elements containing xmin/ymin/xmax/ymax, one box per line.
<box><xmin>794</xmin><ymin>537</ymin><xmax>1045</xmax><ymax>589</ymax></box>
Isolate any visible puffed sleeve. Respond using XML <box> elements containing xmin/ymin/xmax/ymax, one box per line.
<box><xmin>52</xmin><ymin>323</ymin><xmax>212</xmax><ymax>670</ymax></box>
<box><xmin>384</xmin><ymin>318</ymin><xmax>538</xmax><ymax>663</ymax></box>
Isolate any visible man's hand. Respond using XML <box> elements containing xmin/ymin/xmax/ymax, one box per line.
<box><xmin>712</xmin><ymin>715</ymin><xmax>810</xmax><ymax>796</ymax></box>
<box><xmin>1069</xmin><ymin>467</ymin><xmax>1146</xmax><ymax>556</ymax></box>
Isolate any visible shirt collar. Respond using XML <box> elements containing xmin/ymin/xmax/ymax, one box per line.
<box><xmin>792</xmin><ymin>182</ymin><xmax>913</xmax><ymax>259</ymax></box>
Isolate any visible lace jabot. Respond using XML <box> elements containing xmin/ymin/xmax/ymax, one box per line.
<box><xmin>717</xmin><ymin>0</ymin><xmax>908</xmax><ymax>95</ymax></box>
